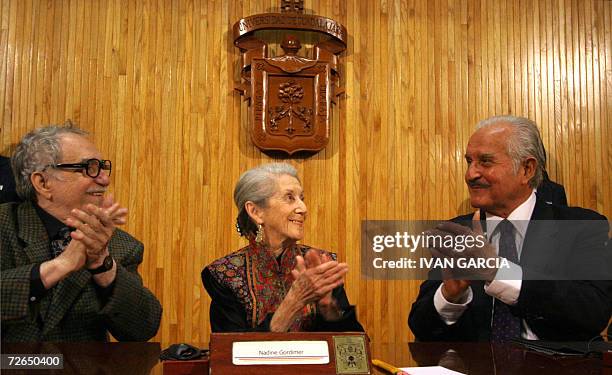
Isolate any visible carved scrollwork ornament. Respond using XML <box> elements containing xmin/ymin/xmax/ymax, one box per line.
<box><xmin>233</xmin><ymin>0</ymin><xmax>347</xmax><ymax>154</ymax></box>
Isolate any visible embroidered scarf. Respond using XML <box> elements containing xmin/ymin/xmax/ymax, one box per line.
<box><xmin>208</xmin><ymin>241</ymin><xmax>322</xmax><ymax>330</ymax></box>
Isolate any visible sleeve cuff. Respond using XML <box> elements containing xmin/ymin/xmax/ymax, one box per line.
<box><xmin>94</xmin><ymin>280</ymin><xmax>116</xmax><ymax>303</ymax></box>
<box><xmin>484</xmin><ymin>261</ymin><xmax>522</xmax><ymax>305</ymax></box>
<box><xmin>28</xmin><ymin>263</ymin><xmax>47</xmax><ymax>302</ymax></box>
<box><xmin>433</xmin><ymin>284</ymin><xmax>473</xmax><ymax>325</ymax></box>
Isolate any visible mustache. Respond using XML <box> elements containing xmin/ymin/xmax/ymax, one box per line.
<box><xmin>467</xmin><ymin>180</ymin><xmax>490</xmax><ymax>188</ymax></box>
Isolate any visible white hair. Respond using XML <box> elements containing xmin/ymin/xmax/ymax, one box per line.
<box><xmin>234</xmin><ymin>163</ymin><xmax>299</xmax><ymax>237</ymax></box>
<box><xmin>12</xmin><ymin>122</ymin><xmax>88</xmax><ymax>201</ymax></box>
<box><xmin>476</xmin><ymin>115</ymin><xmax>545</xmax><ymax>188</ymax></box>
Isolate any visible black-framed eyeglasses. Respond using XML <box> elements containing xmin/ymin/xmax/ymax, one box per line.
<box><xmin>49</xmin><ymin>159</ymin><xmax>112</xmax><ymax>178</ymax></box>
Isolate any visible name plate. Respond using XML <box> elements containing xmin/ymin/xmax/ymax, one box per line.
<box><xmin>232</xmin><ymin>340</ymin><xmax>329</xmax><ymax>365</ymax></box>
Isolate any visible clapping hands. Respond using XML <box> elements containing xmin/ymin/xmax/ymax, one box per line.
<box><xmin>290</xmin><ymin>250</ymin><xmax>347</xmax><ymax>320</ymax></box>
<box><xmin>426</xmin><ymin>211</ymin><xmax>498</xmax><ymax>302</ymax></box>
<box><xmin>63</xmin><ymin>194</ymin><xmax>128</xmax><ymax>268</ymax></box>
<box><xmin>271</xmin><ymin>249</ymin><xmax>350</xmax><ymax>331</ymax></box>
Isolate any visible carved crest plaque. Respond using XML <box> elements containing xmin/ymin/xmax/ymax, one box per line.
<box><xmin>233</xmin><ymin>1</ymin><xmax>347</xmax><ymax>154</ymax></box>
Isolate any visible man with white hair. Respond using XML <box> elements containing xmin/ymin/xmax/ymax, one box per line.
<box><xmin>1</xmin><ymin>123</ymin><xmax>162</xmax><ymax>342</ymax></box>
<box><xmin>409</xmin><ymin>115</ymin><xmax>611</xmax><ymax>342</ymax></box>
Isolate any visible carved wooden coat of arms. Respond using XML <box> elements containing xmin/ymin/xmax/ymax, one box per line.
<box><xmin>233</xmin><ymin>0</ymin><xmax>347</xmax><ymax>154</ymax></box>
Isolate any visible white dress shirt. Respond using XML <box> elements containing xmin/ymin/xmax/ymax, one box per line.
<box><xmin>433</xmin><ymin>190</ymin><xmax>539</xmax><ymax>339</ymax></box>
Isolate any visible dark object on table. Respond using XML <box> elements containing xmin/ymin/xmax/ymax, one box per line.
<box><xmin>160</xmin><ymin>343</ymin><xmax>208</xmax><ymax>361</ymax></box>
<box><xmin>510</xmin><ymin>337</ymin><xmax>612</xmax><ymax>358</ymax></box>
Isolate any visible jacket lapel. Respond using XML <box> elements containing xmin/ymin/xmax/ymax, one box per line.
<box><xmin>17</xmin><ymin>202</ymin><xmax>52</xmax><ymax>265</ymax></box>
<box><xmin>519</xmin><ymin>198</ymin><xmax>559</xmax><ymax>274</ymax></box>
<box><xmin>17</xmin><ymin>203</ymin><xmax>57</xmax><ymax>327</ymax></box>
<box><xmin>16</xmin><ymin>203</ymin><xmax>92</xmax><ymax>336</ymax></box>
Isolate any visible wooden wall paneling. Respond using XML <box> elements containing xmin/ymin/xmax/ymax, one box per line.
<box><xmin>538</xmin><ymin>0</ymin><xmax>548</xmax><ymax>159</ymax></box>
<box><xmin>603</xmin><ymin>0</ymin><xmax>609</xmax><ymax>212</ymax></box>
<box><xmin>413</xmin><ymin>0</ymin><xmax>424</xmax><ymax>219</ymax></box>
<box><xmin>1</xmin><ymin>0</ymin><xmax>610</xmax><ymax>348</ymax></box>
<box><xmin>564</xmin><ymin>0</ymin><xmax>574</xmax><ymax>187</ymax></box>
<box><xmin>447</xmin><ymin>0</ymin><xmax>457</xmax><ymax>217</ymax></box>
<box><xmin>592</xmin><ymin>0</ymin><xmax>607</xmax><ymax>214</ymax></box>
<box><xmin>551</xmin><ymin>0</ymin><xmax>561</xmax><ymax>181</ymax></box>
<box><xmin>586</xmin><ymin>0</ymin><xmax>595</xmax><ymax>209</ymax></box>
<box><xmin>3</xmin><ymin>0</ymin><xmax>16</xmax><ymax>145</ymax></box>
<box><xmin>588</xmin><ymin>0</ymin><xmax>599</xmax><ymax>209</ymax></box>
<box><xmin>391</xmin><ymin>0</ymin><xmax>403</xmax><ymax>344</ymax></box>
<box><xmin>573</xmin><ymin>0</ymin><xmax>584</xmax><ymax>203</ymax></box>
<box><xmin>342</xmin><ymin>0</ymin><xmax>358</xmax><ymax>318</ymax></box>
<box><xmin>0</xmin><ymin>0</ymin><xmax>8</xmax><ymax>138</ymax></box>
<box><xmin>582</xmin><ymin>0</ymin><xmax>593</xmax><ymax>209</ymax></box>
<box><xmin>499</xmin><ymin>0</ymin><xmax>508</xmax><ymax>115</ymax></box>
<box><xmin>456</xmin><ymin>0</ymin><xmax>467</xmax><ymax>213</ymax></box>
<box><xmin>571</xmin><ymin>0</ymin><xmax>582</xmax><ymax>199</ymax></box>
<box><xmin>12</xmin><ymin>0</ymin><xmax>23</xmax><ymax>131</ymax></box>
<box><xmin>543</xmin><ymin>0</ymin><xmax>558</xmax><ymax>181</ymax></box>
<box><xmin>555</xmin><ymin>0</ymin><xmax>564</xmax><ymax>185</ymax></box>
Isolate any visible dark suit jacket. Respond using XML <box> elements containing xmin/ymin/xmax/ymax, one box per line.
<box><xmin>408</xmin><ymin>197</ymin><xmax>612</xmax><ymax>341</ymax></box>
<box><xmin>537</xmin><ymin>176</ymin><xmax>568</xmax><ymax>206</ymax></box>
<box><xmin>1</xmin><ymin>201</ymin><xmax>162</xmax><ymax>342</ymax></box>
<box><xmin>0</xmin><ymin>156</ymin><xmax>21</xmax><ymax>204</ymax></box>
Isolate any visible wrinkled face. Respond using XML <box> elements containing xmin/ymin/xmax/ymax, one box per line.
<box><xmin>464</xmin><ymin>124</ymin><xmax>532</xmax><ymax>217</ymax></box>
<box><xmin>258</xmin><ymin>174</ymin><xmax>307</xmax><ymax>247</ymax></box>
<box><xmin>42</xmin><ymin>134</ymin><xmax>110</xmax><ymax>220</ymax></box>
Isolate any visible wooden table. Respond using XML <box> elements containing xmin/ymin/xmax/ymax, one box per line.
<box><xmin>371</xmin><ymin>341</ymin><xmax>609</xmax><ymax>375</ymax></box>
<box><xmin>1</xmin><ymin>342</ymin><xmax>160</xmax><ymax>374</ymax></box>
<box><xmin>1</xmin><ymin>341</ymin><xmax>609</xmax><ymax>374</ymax></box>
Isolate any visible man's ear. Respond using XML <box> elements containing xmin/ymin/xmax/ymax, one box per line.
<box><xmin>31</xmin><ymin>172</ymin><xmax>52</xmax><ymax>200</ymax></box>
<box><xmin>522</xmin><ymin>157</ymin><xmax>537</xmax><ymax>185</ymax></box>
<box><xmin>244</xmin><ymin>201</ymin><xmax>264</xmax><ymax>225</ymax></box>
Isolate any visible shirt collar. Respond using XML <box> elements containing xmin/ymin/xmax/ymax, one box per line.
<box><xmin>33</xmin><ymin>202</ymin><xmax>69</xmax><ymax>240</ymax></box>
<box><xmin>485</xmin><ymin>190</ymin><xmax>536</xmax><ymax>240</ymax></box>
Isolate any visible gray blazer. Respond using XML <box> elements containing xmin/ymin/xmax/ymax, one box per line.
<box><xmin>1</xmin><ymin>201</ymin><xmax>162</xmax><ymax>342</ymax></box>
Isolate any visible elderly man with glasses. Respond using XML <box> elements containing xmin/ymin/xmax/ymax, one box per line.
<box><xmin>1</xmin><ymin>123</ymin><xmax>162</xmax><ymax>342</ymax></box>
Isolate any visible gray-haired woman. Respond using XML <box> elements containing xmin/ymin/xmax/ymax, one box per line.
<box><xmin>201</xmin><ymin>163</ymin><xmax>363</xmax><ymax>332</ymax></box>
